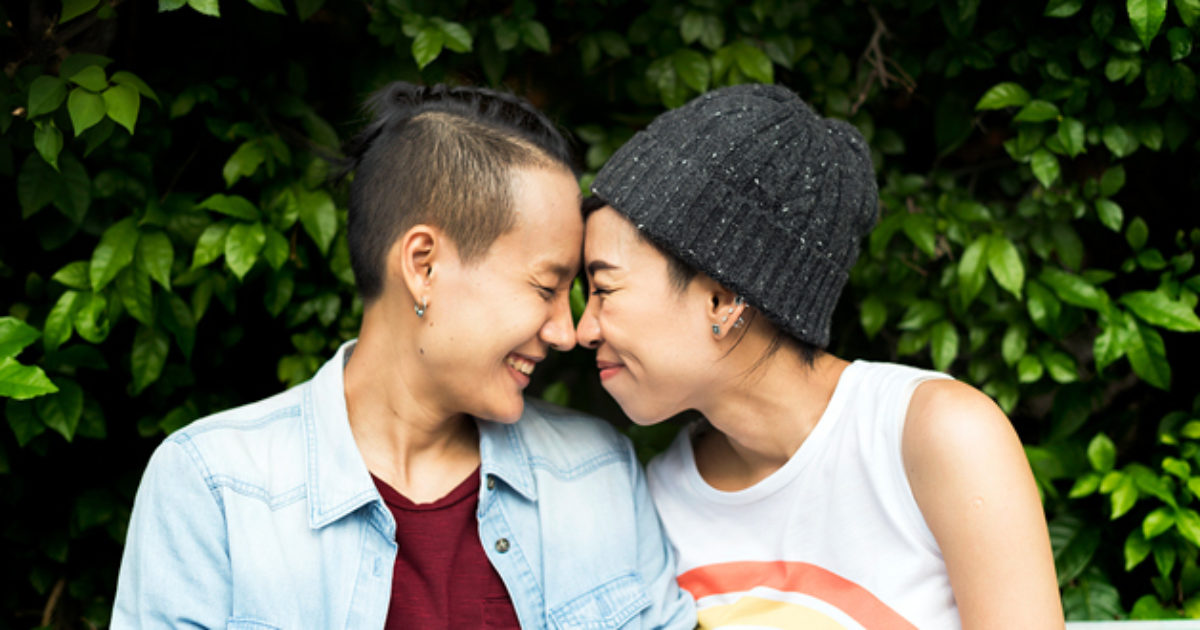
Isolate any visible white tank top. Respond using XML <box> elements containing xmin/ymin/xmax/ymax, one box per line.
<box><xmin>646</xmin><ymin>360</ymin><xmax>959</xmax><ymax>629</ymax></box>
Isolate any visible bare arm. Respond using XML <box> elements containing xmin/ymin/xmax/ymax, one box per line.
<box><xmin>903</xmin><ymin>379</ymin><xmax>1063</xmax><ymax>629</ymax></box>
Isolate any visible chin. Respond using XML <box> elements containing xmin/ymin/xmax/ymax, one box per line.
<box><xmin>477</xmin><ymin>396</ymin><xmax>526</xmax><ymax>424</ymax></box>
<box><xmin>611</xmin><ymin>394</ymin><xmax>671</xmax><ymax>427</ymax></box>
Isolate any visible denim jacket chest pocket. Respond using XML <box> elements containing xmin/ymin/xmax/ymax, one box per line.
<box><xmin>549</xmin><ymin>573</ymin><xmax>651</xmax><ymax>630</ymax></box>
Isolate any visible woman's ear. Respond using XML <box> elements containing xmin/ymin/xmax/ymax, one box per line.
<box><xmin>386</xmin><ymin>224</ymin><xmax>441</xmax><ymax>308</ymax></box>
<box><xmin>701</xmin><ymin>278</ymin><xmax>748</xmax><ymax>339</ymax></box>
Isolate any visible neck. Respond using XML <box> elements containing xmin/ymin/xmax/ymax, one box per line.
<box><xmin>693</xmin><ymin>345</ymin><xmax>849</xmax><ymax>489</ymax></box>
<box><xmin>343</xmin><ymin>302</ymin><xmax>480</xmax><ymax>502</ymax></box>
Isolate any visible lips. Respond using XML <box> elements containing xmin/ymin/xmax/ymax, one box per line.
<box><xmin>596</xmin><ymin>360</ymin><xmax>624</xmax><ymax>381</ymax></box>
<box><xmin>506</xmin><ymin>354</ymin><xmax>536</xmax><ymax>376</ymax></box>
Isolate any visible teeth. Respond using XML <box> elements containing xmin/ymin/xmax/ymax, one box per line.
<box><xmin>506</xmin><ymin>356</ymin><xmax>534</xmax><ymax>376</ymax></box>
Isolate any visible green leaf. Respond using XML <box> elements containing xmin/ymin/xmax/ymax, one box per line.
<box><xmin>0</xmin><ymin>318</ymin><xmax>41</xmax><ymax>361</ymax></box>
<box><xmin>89</xmin><ymin>217</ymin><xmax>139</xmax><ymax>292</ymax></box>
<box><xmin>957</xmin><ymin>235</ymin><xmax>989</xmax><ymax>307</ymax></box>
<box><xmin>492</xmin><ymin>18</ymin><xmax>520</xmax><ymax>51</ymax></box>
<box><xmin>930</xmin><ymin>321</ymin><xmax>959</xmax><ymax>372</ymax></box>
<box><xmin>33</xmin><ymin>121</ymin><xmax>63</xmax><ymax>170</ymax></box>
<box><xmin>27</xmin><ymin>76</ymin><xmax>67</xmax><ymax>119</ymax></box>
<box><xmin>1127</xmin><ymin>216</ymin><xmax>1149</xmax><ymax>250</ymax></box>
<box><xmin>1096</xmin><ymin>199</ymin><xmax>1124</xmax><ymax>231</ymax></box>
<box><xmin>109</xmin><ymin>71</ymin><xmax>159</xmax><ymax>104</ymax></box>
<box><xmin>680</xmin><ymin>11</ymin><xmax>704</xmax><ymax>44</ymax></box>
<box><xmin>987</xmin><ymin>234</ymin><xmax>1024</xmax><ymax>298</ymax></box>
<box><xmin>1017</xmin><ymin>354</ymin><xmax>1044</xmax><ymax>383</ymax></box>
<box><xmin>1100</xmin><ymin>165</ymin><xmax>1126</xmax><ymax>197</ymax></box>
<box><xmin>43</xmin><ymin>291</ymin><xmax>79</xmax><ymax>352</ymax></box>
<box><xmin>1031</xmin><ymin>149</ymin><xmax>1061</xmax><ymax>188</ymax></box>
<box><xmin>262</xmin><ymin>227</ymin><xmax>289</xmax><ymax>270</ymax></box>
<box><xmin>246</xmin><ymin>0</ymin><xmax>285</xmax><ymax>14</ymax></box>
<box><xmin>1178</xmin><ymin>0</ymin><xmax>1200</xmax><ymax>26</ymax></box>
<box><xmin>1058</xmin><ymin>118</ymin><xmax>1086</xmax><ymax>158</ymax></box>
<box><xmin>131</xmin><ymin>325</ymin><xmax>169</xmax><ymax>395</ymax></box>
<box><xmin>60</xmin><ymin>0</ymin><xmax>101</xmax><ymax>23</ymax></box>
<box><xmin>102</xmin><ymin>84</ymin><xmax>139</xmax><ymax>134</ymax></box>
<box><xmin>7</xmin><ymin>400</ymin><xmax>46</xmax><ymax>446</ymax></box>
<box><xmin>902</xmin><ymin>214</ymin><xmax>937</xmax><ymax>256</ymax></box>
<box><xmin>1176</xmin><ymin>508</ymin><xmax>1200</xmax><ymax>547</ymax></box>
<box><xmin>136</xmin><ymin>230</ymin><xmax>174</xmax><ymax>290</ymax></box>
<box><xmin>519</xmin><ymin>20</ymin><xmax>550</xmax><ymax>53</ymax></box>
<box><xmin>732</xmin><ymin>40</ymin><xmax>773</xmax><ymax>84</ymax></box>
<box><xmin>1144</xmin><ymin>506</ymin><xmax>1176</xmax><ymax>539</ymax></box>
<box><xmin>225</xmin><ymin>222</ymin><xmax>266</xmax><ymax>280</ymax></box>
<box><xmin>196</xmin><ymin>193</ymin><xmax>259</xmax><ymax>220</ymax></box>
<box><xmin>1088</xmin><ymin>433</ymin><xmax>1117</xmax><ymax>471</ymax></box>
<box><xmin>191</xmin><ymin>222</ymin><xmax>231</xmax><ymax>270</ymax></box>
<box><xmin>975</xmin><ymin>82</ymin><xmax>1030</xmax><ymax>109</ymax></box>
<box><xmin>412</xmin><ymin>26</ymin><xmax>445</xmax><ymax>70</ymax></box>
<box><xmin>897</xmin><ymin>300</ymin><xmax>944</xmax><ymax>330</ymax></box>
<box><xmin>541</xmin><ymin>381</ymin><xmax>569</xmax><ymax>407</ymax></box>
<box><xmin>222</xmin><ymin>141</ymin><xmax>266</xmax><ymax>188</ymax></box>
<box><xmin>187</xmin><ymin>0</ymin><xmax>219</xmax><ymax>16</ymax></box>
<box><xmin>1046</xmin><ymin>0</ymin><xmax>1085</xmax><ymax>16</ymax></box>
<box><xmin>1042</xmin><ymin>350</ymin><xmax>1078</xmax><ymax>383</ymax></box>
<box><xmin>1001</xmin><ymin>324</ymin><xmax>1028</xmax><ymax>366</ymax></box>
<box><xmin>67</xmin><ymin>65</ymin><xmax>107</xmax><ymax>92</ymax></box>
<box><xmin>1112</xmin><ymin>476</ymin><xmax>1139</xmax><ymax>519</ymax></box>
<box><xmin>73</xmin><ymin>292</ymin><xmax>110</xmax><ymax>343</ymax></box>
<box><xmin>1163</xmin><ymin>456</ymin><xmax>1190</xmax><ymax>478</ymax></box>
<box><xmin>439</xmin><ymin>20</ymin><xmax>472</xmax><ymax>53</ymax></box>
<box><xmin>1050</xmin><ymin>515</ymin><xmax>1101</xmax><ymax>585</ymax></box>
<box><xmin>115</xmin><ymin>267</ymin><xmax>154</xmax><ymax>326</ymax></box>
<box><xmin>1103</xmin><ymin>124</ymin><xmax>1140</xmax><ymax>157</ymax></box>
<box><xmin>295</xmin><ymin>0</ymin><xmax>322</xmax><ymax>20</ymax></box>
<box><xmin>67</xmin><ymin>88</ymin><xmax>106</xmax><ymax>136</ymax></box>
<box><xmin>860</xmin><ymin>296</ymin><xmax>886</xmax><ymax>339</ymax></box>
<box><xmin>296</xmin><ymin>189</ymin><xmax>337</xmax><ymax>255</ymax></box>
<box><xmin>35</xmin><ymin>378</ymin><xmax>82</xmax><ymax>441</ymax></box>
<box><xmin>1070</xmin><ymin>472</ymin><xmax>1102</xmax><ymax>498</ymax></box>
<box><xmin>159</xmin><ymin>0</ymin><xmax>186</xmax><ymax>10</ymax></box>
<box><xmin>1128</xmin><ymin>0</ymin><xmax>1168</xmax><ymax>49</ymax></box>
<box><xmin>1126</xmin><ymin>529</ymin><xmax>1153</xmax><ymax>570</ymax></box>
<box><xmin>1014</xmin><ymin>100</ymin><xmax>1061</xmax><ymax>122</ymax></box>
<box><xmin>1039</xmin><ymin>268</ymin><xmax>1109</xmax><ymax>310</ymax></box>
<box><xmin>1125</xmin><ymin>314</ymin><xmax>1171</xmax><ymax>389</ymax></box>
<box><xmin>673</xmin><ymin>49</ymin><xmax>710</xmax><ymax>93</ymax></box>
<box><xmin>1121</xmin><ymin>290</ymin><xmax>1200</xmax><ymax>331</ymax></box>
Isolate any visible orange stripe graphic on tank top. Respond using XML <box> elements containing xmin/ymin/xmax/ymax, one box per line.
<box><xmin>677</xmin><ymin>560</ymin><xmax>918</xmax><ymax>630</ymax></box>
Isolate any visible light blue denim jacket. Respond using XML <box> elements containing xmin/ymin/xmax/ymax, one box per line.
<box><xmin>112</xmin><ymin>341</ymin><xmax>694</xmax><ymax>629</ymax></box>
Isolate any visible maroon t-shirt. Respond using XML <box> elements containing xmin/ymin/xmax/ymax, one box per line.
<box><xmin>371</xmin><ymin>468</ymin><xmax>521</xmax><ymax>629</ymax></box>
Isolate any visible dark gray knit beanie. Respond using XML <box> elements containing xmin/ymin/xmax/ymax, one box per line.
<box><xmin>591</xmin><ymin>84</ymin><xmax>879</xmax><ymax>348</ymax></box>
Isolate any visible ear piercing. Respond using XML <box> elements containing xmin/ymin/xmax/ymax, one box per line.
<box><xmin>414</xmin><ymin>296</ymin><xmax>428</xmax><ymax>317</ymax></box>
<box><xmin>712</xmin><ymin>324</ymin><xmax>721</xmax><ymax>335</ymax></box>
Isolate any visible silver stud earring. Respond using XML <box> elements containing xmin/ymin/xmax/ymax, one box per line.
<box><xmin>733</xmin><ymin>317</ymin><xmax>745</xmax><ymax>329</ymax></box>
<box><xmin>414</xmin><ymin>296</ymin><xmax>427</xmax><ymax>317</ymax></box>
<box><xmin>712</xmin><ymin>324</ymin><xmax>721</xmax><ymax>335</ymax></box>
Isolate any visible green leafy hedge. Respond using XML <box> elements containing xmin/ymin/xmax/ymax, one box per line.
<box><xmin>1</xmin><ymin>0</ymin><xmax>1198</xmax><ymax>626</ymax></box>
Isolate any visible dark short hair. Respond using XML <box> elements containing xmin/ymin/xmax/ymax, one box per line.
<box><xmin>583</xmin><ymin>195</ymin><xmax>821</xmax><ymax>367</ymax></box>
<box><xmin>345</xmin><ymin>82</ymin><xmax>575</xmax><ymax>303</ymax></box>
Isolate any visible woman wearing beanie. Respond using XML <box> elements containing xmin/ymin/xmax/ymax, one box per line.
<box><xmin>577</xmin><ymin>84</ymin><xmax>1063</xmax><ymax>629</ymax></box>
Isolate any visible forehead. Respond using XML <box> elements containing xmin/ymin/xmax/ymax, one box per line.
<box><xmin>489</xmin><ymin>166</ymin><xmax>583</xmax><ymax>272</ymax></box>
<box><xmin>584</xmin><ymin>206</ymin><xmax>653</xmax><ymax>262</ymax></box>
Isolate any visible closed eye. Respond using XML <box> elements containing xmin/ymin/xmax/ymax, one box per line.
<box><xmin>590</xmin><ymin>287</ymin><xmax>612</xmax><ymax>296</ymax></box>
<box><xmin>535</xmin><ymin>284</ymin><xmax>557</xmax><ymax>299</ymax></box>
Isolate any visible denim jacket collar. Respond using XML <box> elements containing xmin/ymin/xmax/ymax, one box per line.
<box><xmin>303</xmin><ymin>341</ymin><xmax>539</xmax><ymax>530</ymax></box>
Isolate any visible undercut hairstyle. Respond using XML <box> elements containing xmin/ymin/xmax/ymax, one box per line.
<box><xmin>584</xmin><ymin>194</ymin><xmax>821</xmax><ymax>367</ymax></box>
<box><xmin>344</xmin><ymin>82</ymin><xmax>576</xmax><ymax>303</ymax></box>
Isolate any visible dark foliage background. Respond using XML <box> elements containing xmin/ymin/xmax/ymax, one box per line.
<box><xmin>2</xmin><ymin>0</ymin><xmax>1199</xmax><ymax>626</ymax></box>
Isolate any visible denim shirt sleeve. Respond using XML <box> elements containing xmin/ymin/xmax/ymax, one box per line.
<box><xmin>112</xmin><ymin>437</ymin><xmax>231</xmax><ymax>629</ymax></box>
<box><xmin>626</xmin><ymin>439</ymin><xmax>696</xmax><ymax>630</ymax></box>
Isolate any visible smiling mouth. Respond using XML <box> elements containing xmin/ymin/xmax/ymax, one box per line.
<box><xmin>506</xmin><ymin>354</ymin><xmax>535</xmax><ymax>376</ymax></box>
<box><xmin>596</xmin><ymin>361</ymin><xmax>624</xmax><ymax>381</ymax></box>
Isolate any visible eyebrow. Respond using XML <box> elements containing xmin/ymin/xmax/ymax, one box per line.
<box><xmin>538</xmin><ymin>262</ymin><xmax>576</xmax><ymax>281</ymax></box>
<box><xmin>586</xmin><ymin>260</ymin><xmax>619</xmax><ymax>277</ymax></box>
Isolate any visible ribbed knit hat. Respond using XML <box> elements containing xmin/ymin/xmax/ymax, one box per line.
<box><xmin>591</xmin><ymin>84</ymin><xmax>879</xmax><ymax>348</ymax></box>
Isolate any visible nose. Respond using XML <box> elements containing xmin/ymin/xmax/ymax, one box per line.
<box><xmin>542</xmin><ymin>291</ymin><xmax>577</xmax><ymax>352</ymax></box>
<box><xmin>575</xmin><ymin>294</ymin><xmax>602</xmax><ymax>350</ymax></box>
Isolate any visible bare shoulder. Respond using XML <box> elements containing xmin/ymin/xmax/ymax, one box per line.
<box><xmin>903</xmin><ymin>378</ymin><xmax>1017</xmax><ymax>462</ymax></box>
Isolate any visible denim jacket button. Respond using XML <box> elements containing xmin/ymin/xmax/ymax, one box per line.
<box><xmin>487</xmin><ymin>475</ymin><xmax>496</xmax><ymax>490</ymax></box>
<box><xmin>495</xmin><ymin>538</ymin><xmax>510</xmax><ymax>553</ymax></box>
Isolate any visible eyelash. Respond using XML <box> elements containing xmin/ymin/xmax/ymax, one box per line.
<box><xmin>590</xmin><ymin>288</ymin><xmax>612</xmax><ymax>296</ymax></box>
<box><xmin>536</xmin><ymin>285</ymin><xmax>557</xmax><ymax>299</ymax></box>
